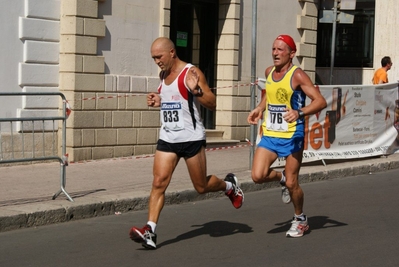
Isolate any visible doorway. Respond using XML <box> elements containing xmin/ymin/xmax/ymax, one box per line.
<box><xmin>170</xmin><ymin>0</ymin><xmax>218</xmax><ymax>129</ymax></box>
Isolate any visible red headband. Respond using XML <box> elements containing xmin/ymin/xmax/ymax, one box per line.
<box><xmin>276</xmin><ymin>35</ymin><xmax>296</xmax><ymax>52</ymax></box>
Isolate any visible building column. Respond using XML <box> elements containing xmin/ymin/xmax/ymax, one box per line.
<box><xmin>374</xmin><ymin>0</ymin><xmax>399</xmax><ymax>82</ymax></box>
<box><xmin>297</xmin><ymin>0</ymin><xmax>318</xmax><ymax>82</ymax></box>
<box><xmin>59</xmin><ymin>0</ymin><xmax>106</xmax><ymax>161</ymax></box>
<box><xmin>215</xmin><ymin>0</ymin><xmax>244</xmax><ymax>141</ymax></box>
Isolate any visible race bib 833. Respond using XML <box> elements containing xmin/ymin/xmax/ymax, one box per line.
<box><xmin>161</xmin><ymin>102</ymin><xmax>185</xmax><ymax>131</ymax></box>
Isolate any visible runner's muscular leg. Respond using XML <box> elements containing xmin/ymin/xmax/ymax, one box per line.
<box><xmin>185</xmin><ymin>146</ymin><xmax>226</xmax><ymax>194</ymax></box>
<box><xmin>284</xmin><ymin>150</ymin><xmax>304</xmax><ymax>215</ymax></box>
<box><xmin>251</xmin><ymin>147</ymin><xmax>279</xmax><ymax>184</ymax></box>
<box><xmin>148</xmin><ymin>150</ymin><xmax>180</xmax><ymax>223</ymax></box>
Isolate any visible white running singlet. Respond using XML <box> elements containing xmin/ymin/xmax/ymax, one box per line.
<box><xmin>157</xmin><ymin>64</ymin><xmax>205</xmax><ymax>143</ymax></box>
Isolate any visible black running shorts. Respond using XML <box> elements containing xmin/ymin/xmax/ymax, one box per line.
<box><xmin>156</xmin><ymin>139</ymin><xmax>206</xmax><ymax>158</ymax></box>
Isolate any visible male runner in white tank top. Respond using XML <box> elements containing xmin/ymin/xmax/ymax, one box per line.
<box><xmin>129</xmin><ymin>37</ymin><xmax>244</xmax><ymax>249</ymax></box>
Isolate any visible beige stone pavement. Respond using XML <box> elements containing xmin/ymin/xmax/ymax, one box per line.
<box><xmin>1</xmin><ymin>144</ymin><xmax>399</xmax><ymax>232</ymax></box>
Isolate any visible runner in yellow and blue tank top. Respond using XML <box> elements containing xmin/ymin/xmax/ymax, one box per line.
<box><xmin>260</xmin><ymin>64</ymin><xmax>306</xmax><ymax>157</ymax></box>
<box><xmin>247</xmin><ymin>35</ymin><xmax>326</xmax><ymax>238</ymax></box>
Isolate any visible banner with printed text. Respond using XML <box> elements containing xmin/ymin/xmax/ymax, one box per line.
<box><xmin>256</xmin><ymin>80</ymin><xmax>399</xmax><ymax>166</ymax></box>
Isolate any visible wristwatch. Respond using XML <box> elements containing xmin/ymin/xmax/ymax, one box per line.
<box><xmin>297</xmin><ymin>109</ymin><xmax>305</xmax><ymax>119</ymax></box>
<box><xmin>194</xmin><ymin>87</ymin><xmax>203</xmax><ymax>96</ymax></box>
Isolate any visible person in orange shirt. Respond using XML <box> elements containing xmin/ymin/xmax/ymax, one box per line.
<box><xmin>372</xmin><ymin>56</ymin><xmax>393</xmax><ymax>84</ymax></box>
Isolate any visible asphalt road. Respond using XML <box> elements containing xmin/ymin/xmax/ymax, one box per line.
<box><xmin>0</xmin><ymin>169</ymin><xmax>398</xmax><ymax>267</ymax></box>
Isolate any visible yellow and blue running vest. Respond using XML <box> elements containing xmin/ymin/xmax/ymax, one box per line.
<box><xmin>262</xmin><ymin>65</ymin><xmax>306</xmax><ymax>139</ymax></box>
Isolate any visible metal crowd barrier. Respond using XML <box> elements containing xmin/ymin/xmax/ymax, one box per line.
<box><xmin>0</xmin><ymin>92</ymin><xmax>73</xmax><ymax>201</ymax></box>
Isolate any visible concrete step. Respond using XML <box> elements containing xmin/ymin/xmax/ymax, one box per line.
<box><xmin>206</xmin><ymin>129</ymin><xmax>240</xmax><ymax>148</ymax></box>
<box><xmin>205</xmin><ymin>129</ymin><xmax>224</xmax><ymax>140</ymax></box>
<box><xmin>206</xmin><ymin>139</ymin><xmax>241</xmax><ymax>148</ymax></box>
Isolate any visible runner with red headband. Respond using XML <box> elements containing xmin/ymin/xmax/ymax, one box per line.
<box><xmin>247</xmin><ymin>34</ymin><xmax>326</xmax><ymax>237</ymax></box>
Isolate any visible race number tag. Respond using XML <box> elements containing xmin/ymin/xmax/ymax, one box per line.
<box><xmin>266</xmin><ymin>104</ymin><xmax>288</xmax><ymax>132</ymax></box>
<box><xmin>161</xmin><ymin>102</ymin><xmax>184</xmax><ymax>131</ymax></box>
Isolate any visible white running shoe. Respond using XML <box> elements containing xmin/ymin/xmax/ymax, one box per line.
<box><xmin>286</xmin><ymin>216</ymin><xmax>309</xmax><ymax>237</ymax></box>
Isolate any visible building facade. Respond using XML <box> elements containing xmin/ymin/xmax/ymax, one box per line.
<box><xmin>316</xmin><ymin>0</ymin><xmax>398</xmax><ymax>85</ymax></box>
<box><xmin>0</xmin><ymin>0</ymin><xmax>397</xmax><ymax>162</ymax></box>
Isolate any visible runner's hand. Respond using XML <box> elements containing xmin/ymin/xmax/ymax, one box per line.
<box><xmin>147</xmin><ymin>93</ymin><xmax>160</xmax><ymax>107</ymax></box>
<box><xmin>248</xmin><ymin>107</ymin><xmax>263</xmax><ymax>125</ymax></box>
<box><xmin>186</xmin><ymin>68</ymin><xmax>200</xmax><ymax>94</ymax></box>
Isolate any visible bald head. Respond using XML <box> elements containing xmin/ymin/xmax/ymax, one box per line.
<box><xmin>151</xmin><ymin>37</ymin><xmax>175</xmax><ymax>52</ymax></box>
<box><xmin>150</xmin><ymin>37</ymin><xmax>179</xmax><ymax>71</ymax></box>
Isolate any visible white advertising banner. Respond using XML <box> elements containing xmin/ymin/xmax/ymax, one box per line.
<box><xmin>256</xmin><ymin>80</ymin><xmax>399</xmax><ymax>166</ymax></box>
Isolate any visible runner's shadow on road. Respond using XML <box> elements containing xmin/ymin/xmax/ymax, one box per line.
<box><xmin>267</xmin><ymin>216</ymin><xmax>348</xmax><ymax>234</ymax></box>
<box><xmin>157</xmin><ymin>221</ymin><xmax>253</xmax><ymax>249</ymax></box>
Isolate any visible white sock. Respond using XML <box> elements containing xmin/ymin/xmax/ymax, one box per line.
<box><xmin>225</xmin><ymin>181</ymin><xmax>233</xmax><ymax>192</ymax></box>
<box><xmin>280</xmin><ymin>171</ymin><xmax>286</xmax><ymax>183</ymax></box>
<box><xmin>147</xmin><ymin>221</ymin><xmax>156</xmax><ymax>233</ymax></box>
<box><xmin>294</xmin><ymin>213</ymin><xmax>305</xmax><ymax>221</ymax></box>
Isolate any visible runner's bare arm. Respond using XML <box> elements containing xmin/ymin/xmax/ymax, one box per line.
<box><xmin>247</xmin><ymin>66</ymin><xmax>273</xmax><ymax>125</ymax></box>
<box><xmin>293</xmin><ymin>69</ymin><xmax>327</xmax><ymax>116</ymax></box>
<box><xmin>186</xmin><ymin>67</ymin><xmax>216</xmax><ymax>111</ymax></box>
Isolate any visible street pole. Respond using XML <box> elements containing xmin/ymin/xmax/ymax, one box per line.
<box><xmin>250</xmin><ymin>0</ymin><xmax>257</xmax><ymax>167</ymax></box>
<box><xmin>329</xmin><ymin>0</ymin><xmax>338</xmax><ymax>85</ymax></box>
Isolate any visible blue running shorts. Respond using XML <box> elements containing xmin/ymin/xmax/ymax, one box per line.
<box><xmin>257</xmin><ymin>134</ymin><xmax>304</xmax><ymax>157</ymax></box>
